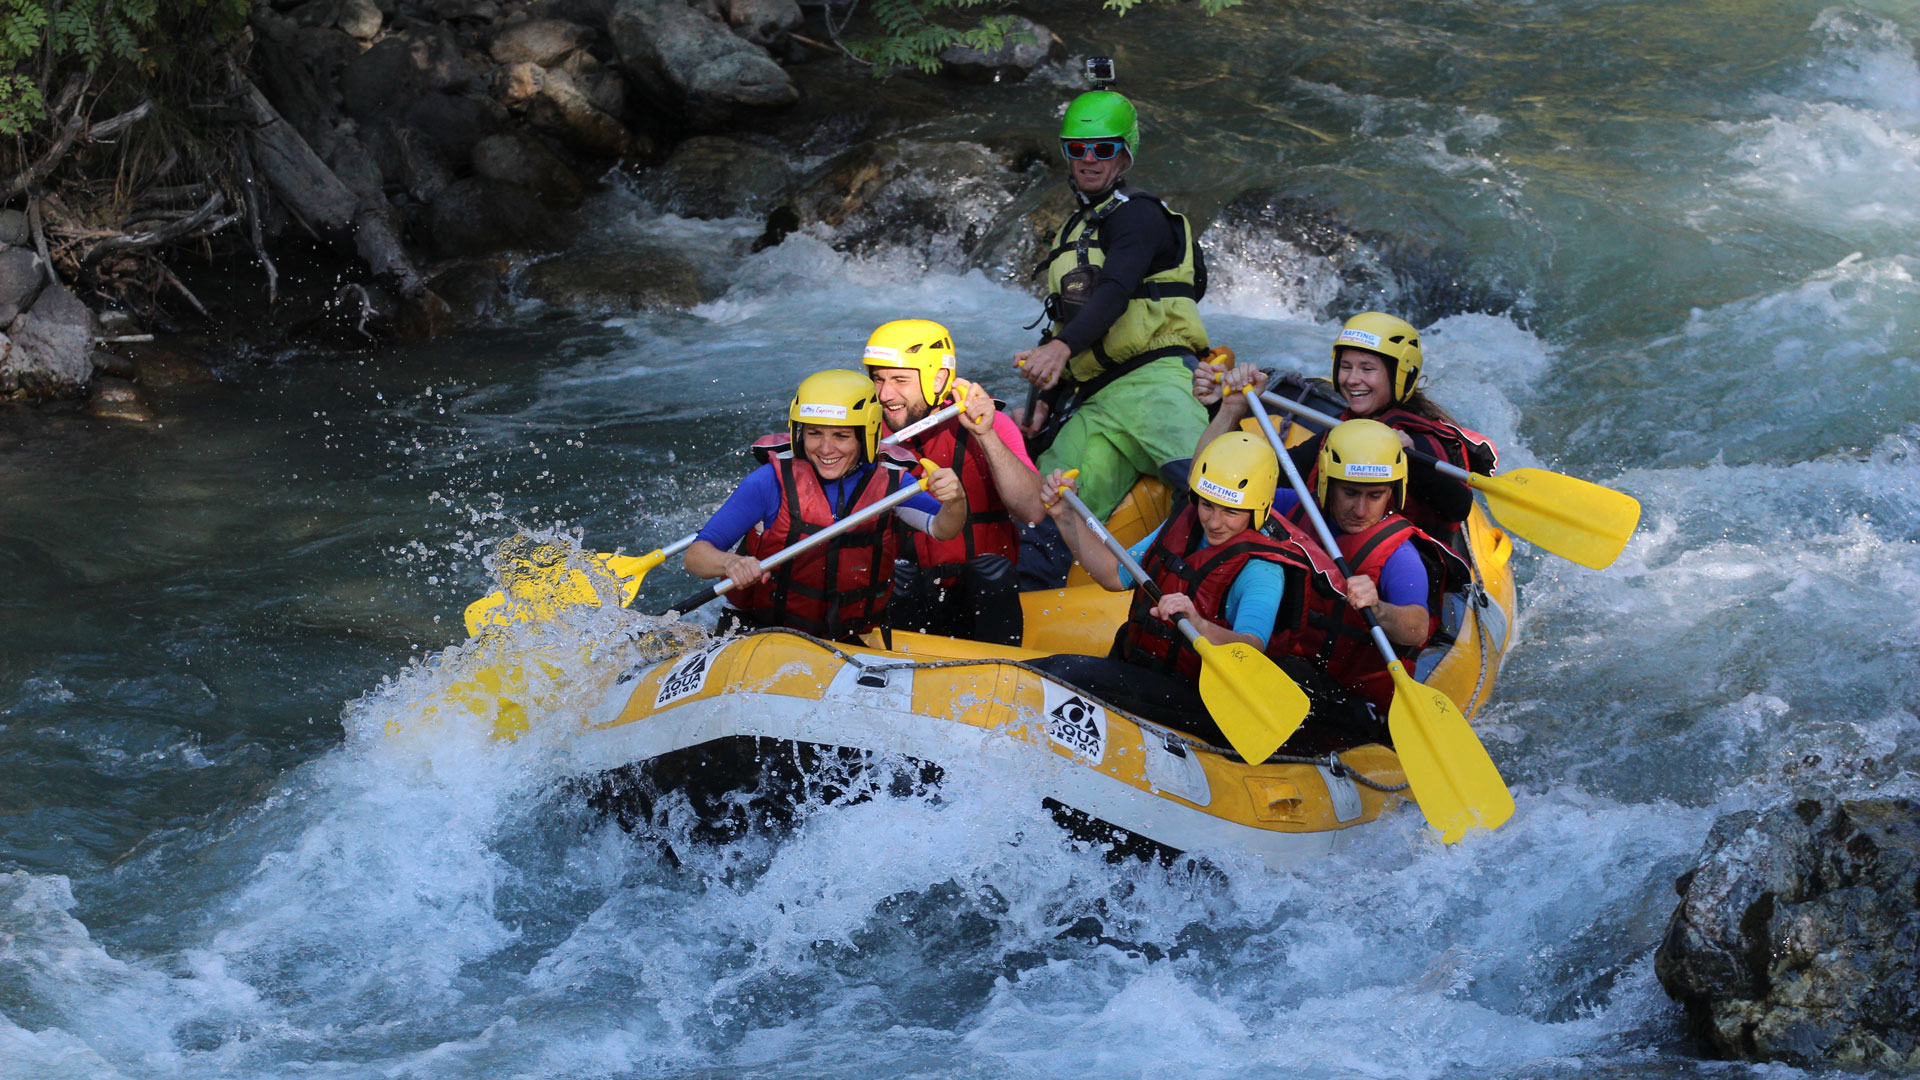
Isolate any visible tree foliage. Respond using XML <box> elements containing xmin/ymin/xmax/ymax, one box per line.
<box><xmin>0</xmin><ymin>0</ymin><xmax>250</xmax><ymax>136</ymax></box>
<box><xmin>836</xmin><ymin>0</ymin><xmax>1242</xmax><ymax>75</ymax></box>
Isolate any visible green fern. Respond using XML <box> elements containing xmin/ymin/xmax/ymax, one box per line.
<box><xmin>1</xmin><ymin>0</ymin><xmax>249</xmax><ymax>137</ymax></box>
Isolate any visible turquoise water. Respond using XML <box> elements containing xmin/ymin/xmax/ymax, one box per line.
<box><xmin>4</xmin><ymin>2</ymin><xmax>1919</xmax><ymax>1076</ymax></box>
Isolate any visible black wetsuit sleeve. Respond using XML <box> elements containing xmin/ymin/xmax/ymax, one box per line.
<box><xmin>1288</xmin><ymin>435</ymin><xmax>1321</xmax><ymax>480</ymax></box>
<box><xmin>1055</xmin><ymin>197</ymin><xmax>1178</xmax><ymax>356</ymax></box>
<box><xmin>1405</xmin><ymin>432</ymin><xmax>1473</xmax><ymax>523</ymax></box>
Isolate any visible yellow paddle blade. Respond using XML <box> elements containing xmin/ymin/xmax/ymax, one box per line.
<box><xmin>461</xmin><ymin>545</ymin><xmax>659</xmax><ymax>636</ymax></box>
<box><xmin>1192</xmin><ymin>638</ymin><xmax>1311</xmax><ymax>765</ymax></box>
<box><xmin>1385</xmin><ymin>661</ymin><xmax>1514</xmax><ymax>843</ymax></box>
<box><xmin>1470</xmin><ymin>468</ymin><xmax>1641</xmax><ymax>570</ymax></box>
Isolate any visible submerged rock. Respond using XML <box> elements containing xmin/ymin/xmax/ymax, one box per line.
<box><xmin>1656</xmin><ymin>796</ymin><xmax>1920</xmax><ymax>1070</ymax></box>
<box><xmin>1204</xmin><ymin>188</ymin><xmax>1517</xmax><ymax>326</ymax></box>
<box><xmin>647</xmin><ymin>134</ymin><xmax>792</xmax><ymax>217</ymax></box>
<box><xmin>766</xmin><ymin>136</ymin><xmax>1034</xmax><ymax>267</ymax></box>
<box><xmin>518</xmin><ymin>245</ymin><xmax>716</xmax><ymax>311</ymax></box>
<box><xmin>85</xmin><ymin>376</ymin><xmax>156</xmax><ymax>422</ymax></box>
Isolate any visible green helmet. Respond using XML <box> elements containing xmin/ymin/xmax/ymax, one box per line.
<box><xmin>1060</xmin><ymin>91</ymin><xmax>1139</xmax><ymax>156</ymax></box>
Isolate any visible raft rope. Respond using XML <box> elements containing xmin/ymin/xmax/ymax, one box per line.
<box><xmin>696</xmin><ymin>627</ymin><xmax>1411</xmax><ymax>794</ymax></box>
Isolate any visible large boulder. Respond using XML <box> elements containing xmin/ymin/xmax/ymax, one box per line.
<box><xmin>362</xmin><ymin>121</ymin><xmax>457</xmax><ymax>205</ymax></box>
<box><xmin>608</xmin><ymin>0</ymin><xmax>797</xmax><ymax>127</ymax></box>
<box><xmin>1204</xmin><ymin>188</ymin><xmax>1515</xmax><ymax>327</ymax></box>
<box><xmin>763</xmin><ymin>137</ymin><xmax>1033</xmax><ymax>269</ymax></box>
<box><xmin>518</xmin><ymin>245</ymin><xmax>716</xmax><ymax>311</ymax></box>
<box><xmin>428</xmin><ymin>178</ymin><xmax>561</xmax><ymax>256</ymax></box>
<box><xmin>0</xmin><ymin>245</ymin><xmax>47</xmax><ymax>325</ymax></box>
<box><xmin>490</xmin><ymin>18</ymin><xmax>595</xmax><ymax>66</ymax></box>
<box><xmin>722</xmin><ymin>0</ymin><xmax>799</xmax><ymax>51</ymax></box>
<box><xmin>1657</xmin><ymin>797</ymin><xmax>1920</xmax><ymax>1070</ymax></box>
<box><xmin>2</xmin><ymin>282</ymin><xmax>96</xmax><ymax>399</ymax></box>
<box><xmin>938</xmin><ymin>16</ymin><xmax>1058</xmax><ymax>84</ymax></box>
<box><xmin>647</xmin><ymin>134</ymin><xmax>791</xmax><ymax>217</ymax></box>
<box><xmin>494</xmin><ymin>63</ymin><xmax>636</xmax><ymax>158</ymax></box>
<box><xmin>340</xmin><ymin>24</ymin><xmax>478</xmax><ymax>121</ymax></box>
<box><xmin>471</xmin><ymin>132</ymin><xmax>585</xmax><ymax>207</ymax></box>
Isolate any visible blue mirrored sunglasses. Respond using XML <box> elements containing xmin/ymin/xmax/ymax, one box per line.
<box><xmin>1061</xmin><ymin>139</ymin><xmax>1127</xmax><ymax>161</ymax></box>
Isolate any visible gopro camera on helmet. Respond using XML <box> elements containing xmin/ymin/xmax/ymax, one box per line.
<box><xmin>1084</xmin><ymin>56</ymin><xmax>1116</xmax><ymax>88</ymax></box>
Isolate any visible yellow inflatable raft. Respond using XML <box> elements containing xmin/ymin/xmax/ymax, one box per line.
<box><xmin>503</xmin><ymin>469</ymin><xmax>1515</xmax><ymax>867</ymax></box>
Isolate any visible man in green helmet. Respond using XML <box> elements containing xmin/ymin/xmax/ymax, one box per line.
<box><xmin>1014</xmin><ymin>88</ymin><xmax>1212</xmax><ymax>586</ymax></box>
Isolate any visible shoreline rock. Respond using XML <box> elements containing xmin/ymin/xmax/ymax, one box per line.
<box><xmin>1656</xmin><ymin>796</ymin><xmax>1920</xmax><ymax>1070</ymax></box>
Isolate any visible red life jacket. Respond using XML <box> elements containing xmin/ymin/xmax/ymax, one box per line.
<box><xmin>895</xmin><ymin>410</ymin><xmax>1019</xmax><ymax>582</ymax></box>
<box><xmin>1293</xmin><ymin>409</ymin><xmax>1499</xmax><ymax>536</ymax></box>
<box><xmin>1115</xmin><ymin>504</ymin><xmax>1325</xmax><ymax>682</ymax></box>
<box><xmin>728</xmin><ymin>444</ymin><xmax>912</xmax><ymax>641</ymax></box>
<box><xmin>1294</xmin><ymin>513</ymin><xmax>1468</xmax><ymax>710</ymax></box>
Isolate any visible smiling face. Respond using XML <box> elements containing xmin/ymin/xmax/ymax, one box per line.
<box><xmin>1069</xmin><ymin>148</ymin><xmax>1130</xmax><ymax>195</ymax></box>
<box><xmin>800</xmin><ymin>424</ymin><xmax>864</xmax><ymax>480</ymax></box>
<box><xmin>1334</xmin><ymin>348</ymin><xmax>1395</xmax><ymax>417</ymax></box>
<box><xmin>1325</xmin><ymin>480</ymin><xmax>1395</xmax><ymax>534</ymax></box>
<box><xmin>1195</xmin><ymin>499</ymin><xmax>1253</xmax><ymax>545</ymax></box>
<box><xmin>869</xmin><ymin>367</ymin><xmax>938</xmax><ymax>431</ymax></box>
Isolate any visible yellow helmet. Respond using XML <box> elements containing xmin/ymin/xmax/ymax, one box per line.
<box><xmin>1330</xmin><ymin>312</ymin><xmax>1423</xmax><ymax>402</ymax></box>
<box><xmin>789</xmin><ymin>369</ymin><xmax>883</xmax><ymax>462</ymax></box>
<box><xmin>1189</xmin><ymin>431</ymin><xmax>1279</xmax><ymax>529</ymax></box>
<box><xmin>861</xmin><ymin>319</ymin><xmax>957</xmax><ymax>408</ymax></box>
<box><xmin>1316</xmin><ymin>418</ymin><xmax>1407</xmax><ymax>508</ymax></box>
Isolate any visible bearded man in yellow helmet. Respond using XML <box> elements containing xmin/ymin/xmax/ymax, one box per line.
<box><xmin>1026</xmin><ymin>432</ymin><xmax>1380</xmax><ymax>751</ymax></box>
<box><xmin>684</xmin><ymin>369</ymin><xmax>967</xmax><ymax>644</ymax></box>
<box><xmin>863</xmin><ymin>319</ymin><xmax>1043</xmax><ymax>646</ymax></box>
<box><xmin>1013</xmin><ymin>88</ymin><xmax>1212</xmax><ymax>587</ymax></box>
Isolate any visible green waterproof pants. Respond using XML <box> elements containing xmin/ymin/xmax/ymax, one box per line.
<box><xmin>1037</xmin><ymin>355</ymin><xmax>1209</xmax><ymax>522</ymax></box>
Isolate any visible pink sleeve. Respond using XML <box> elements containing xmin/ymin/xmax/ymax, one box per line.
<box><xmin>992</xmin><ymin>410</ymin><xmax>1036</xmax><ymax>471</ymax></box>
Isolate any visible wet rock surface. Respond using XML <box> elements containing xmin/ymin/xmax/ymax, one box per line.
<box><xmin>3</xmin><ymin>282</ymin><xmax>97</xmax><ymax>400</ymax></box>
<box><xmin>1204</xmin><ymin>188</ymin><xmax>1519</xmax><ymax>327</ymax></box>
<box><xmin>648</xmin><ymin>134</ymin><xmax>792</xmax><ymax>217</ymax></box>
<box><xmin>938</xmin><ymin>16</ymin><xmax>1059</xmax><ymax>84</ymax></box>
<box><xmin>1656</xmin><ymin>796</ymin><xmax>1920</xmax><ymax>1070</ymax></box>
<box><xmin>518</xmin><ymin>245</ymin><xmax>717</xmax><ymax>311</ymax></box>
<box><xmin>608</xmin><ymin>0</ymin><xmax>797</xmax><ymax>127</ymax></box>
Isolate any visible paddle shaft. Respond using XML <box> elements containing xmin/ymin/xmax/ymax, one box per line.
<box><xmin>1258</xmin><ymin>390</ymin><xmax>1476</xmax><ymax>484</ymax></box>
<box><xmin>1056</xmin><ymin>487</ymin><xmax>1205</xmax><ymax>649</ymax></box>
<box><xmin>1246</xmin><ymin>392</ymin><xmax>1403</xmax><ymax>664</ymax></box>
<box><xmin>634</xmin><ymin>405</ymin><xmax>957</xmax><ymax>578</ymax></box>
<box><xmin>667</xmin><ymin>466</ymin><xmax>932</xmax><ymax>614</ymax></box>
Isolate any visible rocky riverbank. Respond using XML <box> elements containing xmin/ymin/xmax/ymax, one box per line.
<box><xmin>1657</xmin><ymin>795</ymin><xmax>1920</xmax><ymax>1071</ymax></box>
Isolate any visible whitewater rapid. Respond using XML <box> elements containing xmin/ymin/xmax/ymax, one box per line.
<box><xmin>5</xmin><ymin>3</ymin><xmax>1920</xmax><ymax>1078</ymax></box>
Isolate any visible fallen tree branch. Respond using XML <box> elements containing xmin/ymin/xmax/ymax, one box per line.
<box><xmin>2</xmin><ymin>91</ymin><xmax>154</xmax><ymax>203</ymax></box>
<box><xmin>236</xmin><ymin>132</ymin><xmax>278</xmax><ymax>305</ymax></box>
<box><xmin>79</xmin><ymin>192</ymin><xmax>229</xmax><ymax>271</ymax></box>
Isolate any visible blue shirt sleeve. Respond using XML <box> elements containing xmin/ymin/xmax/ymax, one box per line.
<box><xmin>1114</xmin><ymin>524</ymin><xmax>1164</xmax><ymax>590</ymax></box>
<box><xmin>891</xmin><ymin>469</ymin><xmax>944</xmax><ymax>518</ymax></box>
<box><xmin>1378</xmin><ymin>543</ymin><xmax>1430</xmax><ymax>609</ymax></box>
<box><xmin>1221</xmin><ymin>558</ymin><xmax>1284</xmax><ymax>648</ymax></box>
<box><xmin>695</xmin><ymin>463</ymin><xmax>783</xmax><ymax>551</ymax></box>
<box><xmin>1272</xmin><ymin>487</ymin><xmax>1302</xmax><ymax>517</ymax></box>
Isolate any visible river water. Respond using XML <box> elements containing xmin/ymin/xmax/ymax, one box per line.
<box><xmin>5</xmin><ymin>1</ymin><xmax>1919</xmax><ymax>1076</ymax></box>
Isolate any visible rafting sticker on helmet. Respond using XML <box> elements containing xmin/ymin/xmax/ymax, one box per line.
<box><xmin>1040</xmin><ymin>679</ymin><xmax>1108</xmax><ymax>763</ymax></box>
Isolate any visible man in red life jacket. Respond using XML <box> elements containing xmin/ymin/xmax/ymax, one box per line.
<box><xmin>1195</xmin><ymin>313</ymin><xmax>1499</xmax><ymax>547</ymax></box>
<box><xmin>1272</xmin><ymin>419</ymin><xmax>1468</xmax><ymax>716</ymax></box>
<box><xmin>683</xmin><ymin>369</ymin><xmax>967</xmax><ymax>644</ymax></box>
<box><xmin>863</xmin><ymin>319</ymin><xmax>1044</xmax><ymax>646</ymax></box>
<box><xmin>1027</xmin><ymin>432</ymin><xmax>1380</xmax><ymax>752</ymax></box>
